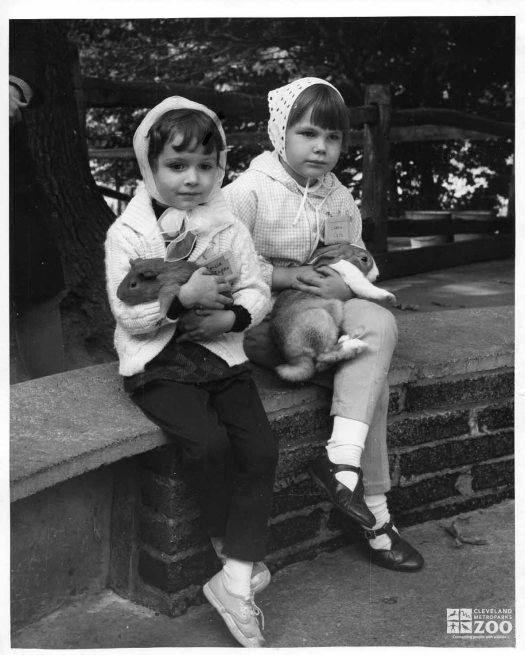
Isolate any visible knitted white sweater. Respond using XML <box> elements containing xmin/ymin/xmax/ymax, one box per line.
<box><xmin>105</xmin><ymin>188</ymin><xmax>271</xmax><ymax>377</ymax></box>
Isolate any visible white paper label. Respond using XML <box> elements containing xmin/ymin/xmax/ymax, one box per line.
<box><xmin>324</xmin><ymin>214</ymin><xmax>352</xmax><ymax>245</ymax></box>
<box><xmin>201</xmin><ymin>252</ymin><xmax>234</xmax><ymax>277</ymax></box>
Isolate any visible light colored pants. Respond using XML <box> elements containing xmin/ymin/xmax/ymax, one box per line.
<box><xmin>244</xmin><ymin>298</ymin><xmax>398</xmax><ymax>495</ymax></box>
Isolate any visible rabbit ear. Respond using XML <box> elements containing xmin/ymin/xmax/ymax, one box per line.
<box><xmin>311</xmin><ymin>255</ymin><xmax>335</xmax><ymax>268</ymax></box>
<box><xmin>308</xmin><ymin>253</ymin><xmax>323</xmax><ymax>265</ymax></box>
<box><xmin>308</xmin><ymin>244</ymin><xmax>344</xmax><ymax>265</ymax></box>
<box><xmin>308</xmin><ymin>251</ymin><xmax>333</xmax><ymax>265</ymax></box>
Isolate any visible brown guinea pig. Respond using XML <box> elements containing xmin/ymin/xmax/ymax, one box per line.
<box><xmin>117</xmin><ymin>257</ymin><xmax>198</xmax><ymax>317</ymax></box>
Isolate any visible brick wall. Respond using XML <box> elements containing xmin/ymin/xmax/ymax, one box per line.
<box><xmin>110</xmin><ymin>367</ymin><xmax>514</xmax><ymax>616</ymax></box>
<box><xmin>387</xmin><ymin>369</ymin><xmax>513</xmax><ymax>523</ymax></box>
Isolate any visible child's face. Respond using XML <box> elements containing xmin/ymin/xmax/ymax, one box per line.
<box><xmin>152</xmin><ymin>133</ymin><xmax>219</xmax><ymax>210</ymax></box>
<box><xmin>284</xmin><ymin>108</ymin><xmax>343</xmax><ymax>186</ymax></box>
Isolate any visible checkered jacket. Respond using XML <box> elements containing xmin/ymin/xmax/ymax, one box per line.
<box><xmin>223</xmin><ymin>151</ymin><xmax>363</xmax><ymax>287</ymax></box>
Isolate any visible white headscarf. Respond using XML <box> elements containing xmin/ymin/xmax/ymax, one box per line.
<box><xmin>267</xmin><ymin>77</ymin><xmax>344</xmax><ymax>165</ymax></box>
<box><xmin>267</xmin><ymin>77</ymin><xmax>345</xmax><ymax>228</ymax></box>
<box><xmin>133</xmin><ymin>96</ymin><xmax>234</xmax><ymax>237</ymax></box>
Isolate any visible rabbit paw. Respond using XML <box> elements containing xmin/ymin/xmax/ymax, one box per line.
<box><xmin>337</xmin><ymin>335</ymin><xmax>368</xmax><ymax>355</ymax></box>
<box><xmin>315</xmin><ymin>336</ymin><xmax>367</xmax><ymax>370</ymax></box>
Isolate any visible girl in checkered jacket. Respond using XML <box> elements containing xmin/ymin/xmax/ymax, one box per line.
<box><xmin>224</xmin><ymin>77</ymin><xmax>424</xmax><ymax>573</ymax></box>
<box><xmin>105</xmin><ymin>96</ymin><xmax>277</xmax><ymax>647</ymax></box>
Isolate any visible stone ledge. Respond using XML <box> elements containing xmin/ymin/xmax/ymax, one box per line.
<box><xmin>10</xmin><ymin>305</ymin><xmax>514</xmax><ymax>503</ymax></box>
<box><xmin>10</xmin><ymin>365</ymin><xmax>168</xmax><ymax>503</ymax></box>
<box><xmin>390</xmin><ymin>305</ymin><xmax>514</xmax><ymax>384</ymax></box>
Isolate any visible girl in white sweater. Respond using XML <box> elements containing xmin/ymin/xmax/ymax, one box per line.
<box><xmin>105</xmin><ymin>97</ymin><xmax>275</xmax><ymax>648</ymax></box>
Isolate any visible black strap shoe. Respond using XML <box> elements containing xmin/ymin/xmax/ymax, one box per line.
<box><xmin>309</xmin><ymin>454</ymin><xmax>375</xmax><ymax>528</ymax></box>
<box><xmin>364</xmin><ymin>518</ymin><xmax>424</xmax><ymax>572</ymax></box>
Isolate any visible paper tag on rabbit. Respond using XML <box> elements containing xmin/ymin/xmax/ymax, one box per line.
<box><xmin>201</xmin><ymin>252</ymin><xmax>234</xmax><ymax>277</ymax></box>
<box><xmin>324</xmin><ymin>214</ymin><xmax>352</xmax><ymax>245</ymax></box>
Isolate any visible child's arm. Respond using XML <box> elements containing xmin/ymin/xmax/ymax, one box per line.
<box><xmin>177</xmin><ymin>269</ymin><xmax>233</xmax><ymax>311</ymax></box>
<box><xmin>227</xmin><ymin>221</ymin><xmax>271</xmax><ymax>326</ymax></box>
<box><xmin>344</xmin><ymin>188</ymin><xmax>364</xmax><ymax>246</ymax></box>
<box><xmin>292</xmin><ymin>266</ymin><xmax>354</xmax><ymax>300</ymax></box>
<box><xmin>105</xmin><ymin>227</ymin><xmax>168</xmax><ymax>335</ymax></box>
<box><xmin>176</xmin><ymin>308</ymin><xmax>236</xmax><ymax>343</ymax></box>
<box><xmin>271</xmin><ymin>265</ymin><xmax>318</xmax><ymax>291</ymax></box>
<box><xmin>176</xmin><ymin>222</ymin><xmax>271</xmax><ymax>342</ymax></box>
<box><xmin>328</xmin><ymin>260</ymin><xmax>396</xmax><ymax>305</ymax></box>
<box><xmin>105</xmin><ymin>227</ymin><xmax>231</xmax><ymax>335</ymax></box>
<box><xmin>224</xmin><ymin>178</ymin><xmax>275</xmax><ymax>289</ymax></box>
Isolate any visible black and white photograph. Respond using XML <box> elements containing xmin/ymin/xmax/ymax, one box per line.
<box><xmin>5</xmin><ymin>1</ymin><xmax>521</xmax><ymax>651</ymax></box>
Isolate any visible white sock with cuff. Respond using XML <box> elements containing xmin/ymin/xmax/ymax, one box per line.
<box><xmin>364</xmin><ymin>493</ymin><xmax>398</xmax><ymax>550</ymax></box>
<box><xmin>326</xmin><ymin>417</ymin><xmax>368</xmax><ymax>491</ymax></box>
<box><xmin>222</xmin><ymin>557</ymin><xmax>253</xmax><ymax>598</ymax></box>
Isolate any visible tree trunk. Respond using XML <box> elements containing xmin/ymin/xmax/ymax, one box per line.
<box><xmin>23</xmin><ymin>20</ymin><xmax>116</xmax><ymax>366</ymax></box>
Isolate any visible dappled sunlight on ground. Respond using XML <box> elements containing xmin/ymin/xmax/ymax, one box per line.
<box><xmin>384</xmin><ymin>259</ymin><xmax>514</xmax><ymax>313</ymax></box>
<box><xmin>437</xmin><ymin>282</ymin><xmax>513</xmax><ymax>296</ymax></box>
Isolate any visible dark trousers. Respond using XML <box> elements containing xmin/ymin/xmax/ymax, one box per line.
<box><xmin>131</xmin><ymin>369</ymin><xmax>278</xmax><ymax>562</ymax></box>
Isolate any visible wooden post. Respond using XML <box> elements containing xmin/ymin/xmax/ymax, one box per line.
<box><xmin>361</xmin><ymin>84</ymin><xmax>391</xmax><ymax>254</ymax></box>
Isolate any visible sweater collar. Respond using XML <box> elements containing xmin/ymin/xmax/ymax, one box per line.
<box><xmin>119</xmin><ymin>187</ymin><xmax>158</xmax><ymax>233</ymax></box>
<box><xmin>249</xmin><ymin>151</ymin><xmax>341</xmax><ymax>198</ymax></box>
<box><xmin>120</xmin><ymin>187</ymin><xmax>235</xmax><ymax>235</ymax></box>
<box><xmin>119</xmin><ymin>187</ymin><xmax>233</xmax><ymax>264</ymax></box>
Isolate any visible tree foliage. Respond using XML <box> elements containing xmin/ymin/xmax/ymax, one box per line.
<box><xmin>69</xmin><ymin>17</ymin><xmax>514</xmax><ymax>212</ymax></box>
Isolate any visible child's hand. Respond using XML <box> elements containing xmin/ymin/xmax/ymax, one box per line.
<box><xmin>176</xmin><ymin>308</ymin><xmax>235</xmax><ymax>342</ymax></box>
<box><xmin>178</xmin><ymin>268</ymin><xmax>233</xmax><ymax>309</ymax></box>
<box><xmin>293</xmin><ymin>266</ymin><xmax>354</xmax><ymax>301</ymax></box>
<box><xmin>272</xmin><ymin>265</ymin><xmax>316</xmax><ymax>291</ymax></box>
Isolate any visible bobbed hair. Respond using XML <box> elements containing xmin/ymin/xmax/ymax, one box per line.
<box><xmin>147</xmin><ymin>108</ymin><xmax>225</xmax><ymax>170</ymax></box>
<box><xmin>287</xmin><ymin>84</ymin><xmax>350</xmax><ymax>150</ymax></box>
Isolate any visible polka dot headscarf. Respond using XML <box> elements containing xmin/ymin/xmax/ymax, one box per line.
<box><xmin>267</xmin><ymin>77</ymin><xmax>344</xmax><ymax>164</ymax></box>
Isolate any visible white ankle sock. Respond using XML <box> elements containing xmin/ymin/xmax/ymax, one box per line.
<box><xmin>364</xmin><ymin>493</ymin><xmax>398</xmax><ymax>550</ymax></box>
<box><xmin>326</xmin><ymin>417</ymin><xmax>368</xmax><ymax>491</ymax></box>
<box><xmin>222</xmin><ymin>557</ymin><xmax>253</xmax><ymax>598</ymax></box>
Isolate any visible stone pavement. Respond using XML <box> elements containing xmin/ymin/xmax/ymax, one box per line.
<box><xmin>386</xmin><ymin>258</ymin><xmax>514</xmax><ymax>314</ymax></box>
<box><xmin>11</xmin><ymin>499</ymin><xmax>516</xmax><ymax>649</ymax></box>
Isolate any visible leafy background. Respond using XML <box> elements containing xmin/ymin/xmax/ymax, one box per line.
<box><xmin>69</xmin><ymin>17</ymin><xmax>515</xmax><ymax>216</ymax></box>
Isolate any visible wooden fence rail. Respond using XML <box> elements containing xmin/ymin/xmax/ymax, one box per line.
<box><xmin>82</xmin><ymin>76</ymin><xmax>513</xmax><ymax>136</ymax></box>
<box><xmin>392</xmin><ymin>108</ymin><xmax>514</xmax><ymax>138</ymax></box>
<box><xmin>83</xmin><ymin>76</ymin><xmax>514</xmax><ymax>277</ymax></box>
<box><xmin>387</xmin><ymin>217</ymin><xmax>513</xmax><ymax>237</ymax></box>
<box><xmin>88</xmin><ymin>122</ymin><xmax>508</xmax><ymax>159</ymax></box>
<box><xmin>82</xmin><ymin>76</ymin><xmax>377</xmax><ymax>127</ymax></box>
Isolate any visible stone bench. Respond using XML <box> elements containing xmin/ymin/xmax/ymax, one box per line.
<box><xmin>10</xmin><ymin>305</ymin><xmax>515</xmax><ymax>627</ymax></box>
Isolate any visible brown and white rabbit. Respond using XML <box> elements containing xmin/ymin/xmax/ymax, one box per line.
<box><xmin>270</xmin><ymin>243</ymin><xmax>396</xmax><ymax>382</ymax></box>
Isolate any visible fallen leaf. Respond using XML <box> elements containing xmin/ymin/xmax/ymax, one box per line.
<box><xmin>443</xmin><ymin>518</ymin><xmax>489</xmax><ymax>547</ymax></box>
<box><xmin>460</xmin><ymin>536</ymin><xmax>488</xmax><ymax>545</ymax></box>
<box><xmin>393</xmin><ymin>302</ymin><xmax>420</xmax><ymax>311</ymax></box>
<box><xmin>382</xmin><ymin>596</ymin><xmax>398</xmax><ymax>604</ymax></box>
